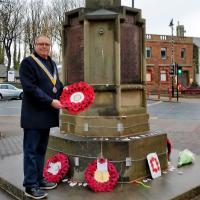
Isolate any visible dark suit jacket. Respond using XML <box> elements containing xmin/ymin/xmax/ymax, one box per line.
<box><xmin>19</xmin><ymin>52</ymin><xmax>63</xmax><ymax>129</ymax></box>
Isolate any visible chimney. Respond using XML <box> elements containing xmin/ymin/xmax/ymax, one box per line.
<box><xmin>176</xmin><ymin>21</ymin><xmax>186</xmax><ymax>37</ymax></box>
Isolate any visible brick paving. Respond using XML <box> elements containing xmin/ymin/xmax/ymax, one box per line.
<box><xmin>0</xmin><ymin>135</ymin><xmax>23</xmax><ymax>159</ymax></box>
<box><xmin>0</xmin><ymin>188</ymin><xmax>15</xmax><ymax>200</ymax></box>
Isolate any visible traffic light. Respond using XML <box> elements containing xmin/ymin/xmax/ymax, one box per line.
<box><xmin>177</xmin><ymin>65</ymin><xmax>182</xmax><ymax>75</ymax></box>
<box><xmin>170</xmin><ymin>63</ymin><xmax>176</xmax><ymax>75</ymax></box>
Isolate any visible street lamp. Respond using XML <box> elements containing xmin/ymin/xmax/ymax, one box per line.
<box><xmin>132</xmin><ymin>0</ymin><xmax>134</xmax><ymax>7</ymax></box>
<box><xmin>169</xmin><ymin>19</ymin><xmax>175</xmax><ymax>98</ymax></box>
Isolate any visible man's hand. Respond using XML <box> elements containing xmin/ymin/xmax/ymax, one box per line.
<box><xmin>51</xmin><ymin>99</ymin><xmax>63</xmax><ymax>109</ymax></box>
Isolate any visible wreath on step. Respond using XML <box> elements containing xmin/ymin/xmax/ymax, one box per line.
<box><xmin>43</xmin><ymin>153</ymin><xmax>69</xmax><ymax>183</ymax></box>
<box><xmin>84</xmin><ymin>158</ymin><xmax>119</xmax><ymax>192</ymax></box>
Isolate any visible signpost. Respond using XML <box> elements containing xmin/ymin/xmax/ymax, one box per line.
<box><xmin>8</xmin><ymin>71</ymin><xmax>15</xmax><ymax>82</ymax></box>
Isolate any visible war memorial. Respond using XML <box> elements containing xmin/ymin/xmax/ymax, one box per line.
<box><xmin>47</xmin><ymin>0</ymin><xmax>168</xmax><ymax>182</ymax></box>
<box><xmin>1</xmin><ymin>1</ymin><xmax>200</xmax><ymax>199</ymax></box>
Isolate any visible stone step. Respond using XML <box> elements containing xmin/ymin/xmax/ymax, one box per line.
<box><xmin>1</xmin><ymin>150</ymin><xmax>200</xmax><ymax>200</ymax></box>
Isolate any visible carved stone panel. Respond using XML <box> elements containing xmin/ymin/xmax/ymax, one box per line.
<box><xmin>121</xmin><ymin>15</ymin><xmax>141</xmax><ymax>84</ymax></box>
<box><xmin>87</xmin><ymin>21</ymin><xmax>115</xmax><ymax>84</ymax></box>
<box><xmin>66</xmin><ymin>24</ymin><xmax>84</xmax><ymax>84</ymax></box>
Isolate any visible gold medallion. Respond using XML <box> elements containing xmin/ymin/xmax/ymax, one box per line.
<box><xmin>53</xmin><ymin>87</ymin><xmax>57</xmax><ymax>93</ymax></box>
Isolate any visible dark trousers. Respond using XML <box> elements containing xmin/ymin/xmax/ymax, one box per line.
<box><xmin>23</xmin><ymin>129</ymin><xmax>50</xmax><ymax>188</ymax></box>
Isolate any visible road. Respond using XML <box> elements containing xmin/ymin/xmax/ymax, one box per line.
<box><xmin>0</xmin><ymin>98</ymin><xmax>200</xmax><ymax>199</ymax></box>
<box><xmin>0</xmin><ymin>99</ymin><xmax>21</xmax><ymax>116</ymax></box>
<box><xmin>148</xmin><ymin>99</ymin><xmax>200</xmax><ymax>155</ymax></box>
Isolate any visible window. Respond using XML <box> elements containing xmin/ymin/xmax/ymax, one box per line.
<box><xmin>0</xmin><ymin>85</ymin><xmax>8</xmax><ymax>89</ymax></box>
<box><xmin>8</xmin><ymin>85</ymin><xmax>16</xmax><ymax>90</ymax></box>
<box><xmin>160</xmin><ymin>70</ymin><xmax>167</xmax><ymax>82</ymax></box>
<box><xmin>146</xmin><ymin>72</ymin><xmax>152</xmax><ymax>82</ymax></box>
<box><xmin>160</xmin><ymin>35</ymin><xmax>167</xmax><ymax>40</ymax></box>
<box><xmin>181</xmin><ymin>48</ymin><xmax>185</xmax><ymax>59</ymax></box>
<box><xmin>161</xmin><ymin>48</ymin><xmax>167</xmax><ymax>59</ymax></box>
<box><xmin>146</xmin><ymin>34</ymin><xmax>152</xmax><ymax>39</ymax></box>
<box><xmin>146</xmin><ymin>47</ymin><xmax>152</xmax><ymax>58</ymax></box>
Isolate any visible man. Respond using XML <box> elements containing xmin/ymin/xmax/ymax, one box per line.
<box><xmin>19</xmin><ymin>35</ymin><xmax>63</xmax><ymax>199</ymax></box>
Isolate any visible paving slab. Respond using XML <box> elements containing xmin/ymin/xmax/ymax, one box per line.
<box><xmin>0</xmin><ymin>149</ymin><xmax>200</xmax><ymax>200</ymax></box>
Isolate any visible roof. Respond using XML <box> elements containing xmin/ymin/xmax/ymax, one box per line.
<box><xmin>0</xmin><ymin>65</ymin><xmax>19</xmax><ymax>78</ymax></box>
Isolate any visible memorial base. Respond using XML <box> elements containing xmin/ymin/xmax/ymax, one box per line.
<box><xmin>46</xmin><ymin>132</ymin><xmax>168</xmax><ymax>181</ymax></box>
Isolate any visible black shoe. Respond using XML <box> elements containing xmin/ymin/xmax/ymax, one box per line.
<box><xmin>25</xmin><ymin>187</ymin><xmax>48</xmax><ymax>199</ymax></box>
<box><xmin>39</xmin><ymin>180</ymin><xmax>57</xmax><ymax>190</ymax></box>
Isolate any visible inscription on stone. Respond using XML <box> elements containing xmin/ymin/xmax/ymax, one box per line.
<box><xmin>67</xmin><ymin>25</ymin><xmax>84</xmax><ymax>83</ymax></box>
<box><xmin>121</xmin><ymin>15</ymin><xmax>141</xmax><ymax>84</ymax></box>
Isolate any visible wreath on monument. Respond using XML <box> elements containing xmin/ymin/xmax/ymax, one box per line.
<box><xmin>43</xmin><ymin>153</ymin><xmax>69</xmax><ymax>183</ymax></box>
<box><xmin>60</xmin><ymin>81</ymin><xmax>95</xmax><ymax>114</ymax></box>
<box><xmin>167</xmin><ymin>138</ymin><xmax>172</xmax><ymax>160</ymax></box>
<box><xmin>84</xmin><ymin>158</ymin><xmax>119</xmax><ymax>192</ymax></box>
<box><xmin>149</xmin><ymin>157</ymin><xmax>160</xmax><ymax>173</ymax></box>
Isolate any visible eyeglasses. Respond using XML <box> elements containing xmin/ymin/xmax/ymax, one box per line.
<box><xmin>36</xmin><ymin>43</ymin><xmax>51</xmax><ymax>47</ymax></box>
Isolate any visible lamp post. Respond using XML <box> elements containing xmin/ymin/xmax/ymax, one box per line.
<box><xmin>169</xmin><ymin>19</ymin><xmax>175</xmax><ymax>97</ymax></box>
<box><xmin>132</xmin><ymin>0</ymin><xmax>134</xmax><ymax>7</ymax></box>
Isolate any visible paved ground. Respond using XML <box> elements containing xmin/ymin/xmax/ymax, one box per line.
<box><xmin>0</xmin><ymin>135</ymin><xmax>22</xmax><ymax>159</ymax></box>
<box><xmin>1</xmin><ymin>148</ymin><xmax>200</xmax><ymax>200</ymax></box>
<box><xmin>0</xmin><ymin>188</ymin><xmax>15</xmax><ymax>200</ymax></box>
<box><xmin>1</xmin><ymin>97</ymin><xmax>200</xmax><ymax>199</ymax></box>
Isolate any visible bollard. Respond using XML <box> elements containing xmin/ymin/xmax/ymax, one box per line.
<box><xmin>147</xmin><ymin>87</ymin><xmax>150</xmax><ymax>98</ymax></box>
<box><xmin>168</xmin><ymin>87</ymin><xmax>172</xmax><ymax>101</ymax></box>
<box><xmin>178</xmin><ymin>84</ymin><xmax>182</xmax><ymax>95</ymax></box>
<box><xmin>157</xmin><ymin>87</ymin><xmax>160</xmax><ymax>100</ymax></box>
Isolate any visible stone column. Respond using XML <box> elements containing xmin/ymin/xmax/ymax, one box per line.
<box><xmin>86</xmin><ymin>0</ymin><xmax>121</xmax><ymax>8</ymax></box>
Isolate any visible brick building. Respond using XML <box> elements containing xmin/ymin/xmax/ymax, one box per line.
<box><xmin>145</xmin><ymin>34</ymin><xmax>194</xmax><ymax>93</ymax></box>
<box><xmin>193</xmin><ymin>37</ymin><xmax>200</xmax><ymax>85</ymax></box>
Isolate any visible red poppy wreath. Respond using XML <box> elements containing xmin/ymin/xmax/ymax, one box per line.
<box><xmin>60</xmin><ymin>81</ymin><xmax>95</xmax><ymax>114</ymax></box>
<box><xmin>84</xmin><ymin>158</ymin><xmax>119</xmax><ymax>192</ymax></box>
<box><xmin>43</xmin><ymin>153</ymin><xmax>69</xmax><ymax>183</ymax></box>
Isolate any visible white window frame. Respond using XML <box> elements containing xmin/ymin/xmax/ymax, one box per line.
<box><xmin>161</xmin><ymin>47</ymin><xmax>167</xmax><ymax>59</ymax></box>
<box><xmin>146</xmin><ymin>72</ymin><xmax>152</xmax><ymax>82</ymax></box>
<box><xmin>160</xmin><ymin>70</ymin><xmax>167</xmax><ymax>82</ymax></box>
<box><xmin>181</xmin><ymin>48</ymin><xmax>186</xmax><ymax>59</ymax></box>
<box><xmin>146</xmin><ymin>47</ymin><xmax>152</xmax><ymax>59</ymax></box>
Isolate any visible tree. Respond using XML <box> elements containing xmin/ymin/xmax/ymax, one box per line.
<box><xmin>23</xmin><ymin>0</ymin><xmax>47</xmax><ymax>54</ymax></box>
<box><xmin>17</xmin><ymin>36</ymin><xmax>21</xmax><ymax>69</ymax></box>
<box><xmin>0</xmin><ymin>42</ymin><xmax>4</xmax><ymax>64</ymax></box>
<box><xmin>0</xmin><ymin>0</ymin><xmax>25</xmax><ymax>80</ymax></box>
<box><xmin>13</xmin><ymin>34</ymin><xmax>21</xmax><ymax>70</ymax></box>
<box><xmin>0</xmin><ymin>0</ymin><xmax>85</xmax><ymax>74</ymax></box>
<box><xmin>50</xmin><ymin>0</ymin><xmax>84</xmax><ymax>62</ymax></box>
<box><xmin>13</xmin><ymin>35</ymin><xmax>17</xmax><ymax>69</ymax></box>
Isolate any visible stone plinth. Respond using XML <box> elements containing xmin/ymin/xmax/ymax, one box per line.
<box><xmin>47</xmin><ymin>132</ymin><xmax>168</xmax><ymax>181</ymax></box>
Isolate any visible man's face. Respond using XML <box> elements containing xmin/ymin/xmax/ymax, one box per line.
<box><xmin>34</xmin><ymin>36</ymin><xmax>51</xmax><ymax>59</ymax></box>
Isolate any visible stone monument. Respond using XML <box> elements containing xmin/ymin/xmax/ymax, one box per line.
<box><xmin>47</xmin><ymin>0</ymin><xmax>168</xmax><ymax>181</ymax></box>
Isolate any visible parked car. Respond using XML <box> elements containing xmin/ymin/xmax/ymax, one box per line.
<box><xmin>0</xmin><ymin>83</ymin><xmax>23</xmax><ymax>100</ymax></box>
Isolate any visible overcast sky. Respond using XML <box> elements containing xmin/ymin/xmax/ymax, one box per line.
<box><xmin>121</xmin><ymin>0</ymin><xmax>200</xmax><ymax>37</ymax></box>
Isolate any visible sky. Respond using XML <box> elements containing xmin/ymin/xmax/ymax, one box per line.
<box><xmin>121</xmin><ymin>0</ymin><xmax>200</xmax><ymax>37</ymax></box>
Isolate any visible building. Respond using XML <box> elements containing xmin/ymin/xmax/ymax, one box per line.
<box><xmin>145</xmin><ymin>34</ymin><xmax>194</xmax><ymax>93</ymax></box>
<box><xmin>0</xmin><ymin>65</ymin><xmax>20</xmax><ymax>83</ymax></box>
<box><xmin>193</xmin><ymin>37</ymin><xmax>200</xmax><ymax>86</ymax></box>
